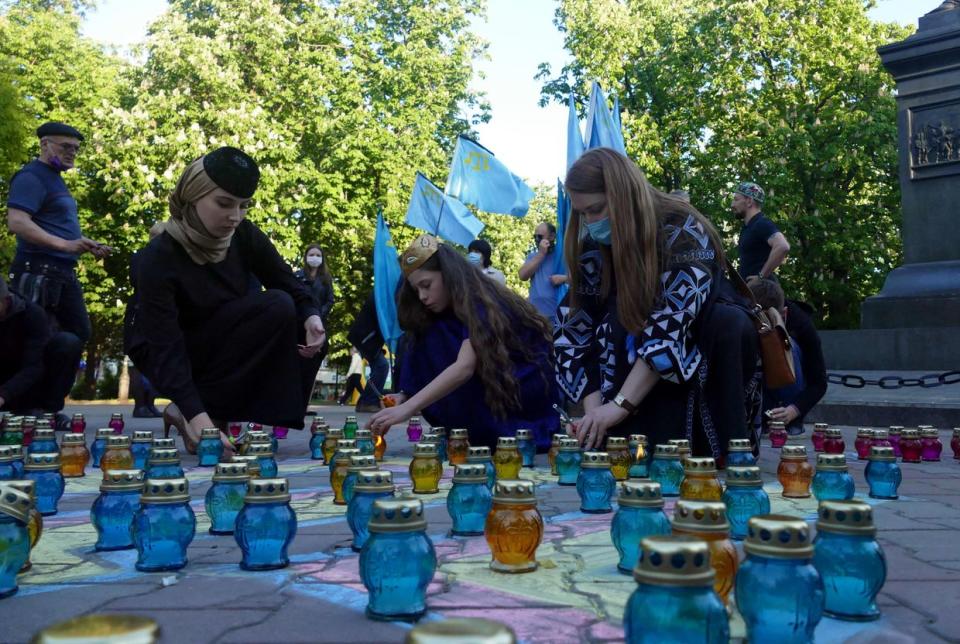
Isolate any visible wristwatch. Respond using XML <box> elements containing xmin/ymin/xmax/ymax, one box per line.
<box><xmin>613</xmin><ymin>392</ymin><xmax>637</xmax><ymax>415</ymax></box>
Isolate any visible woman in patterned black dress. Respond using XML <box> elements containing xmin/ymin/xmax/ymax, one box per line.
<box><xmin>556</xmin><ymin>149</ymin><xmax>761</xmax><ymax>461</ymax></box>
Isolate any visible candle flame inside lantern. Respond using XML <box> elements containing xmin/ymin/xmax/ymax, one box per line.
<box><xmin>374</xmin><ymin>435</ymin><xmax>384</xmax><ymax>448</ymax></box>
<box><xmin>635</xmin><ymin>443</ymin><xmax>646</xmax><ymax>462</ymax></box>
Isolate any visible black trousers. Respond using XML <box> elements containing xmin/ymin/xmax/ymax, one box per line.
<box><xmin>339</xmin><ymin>374</ymin><xmax>363</xmax><ymax>404</ymax></box>
<box><xmin>4</xmin><ymin>331</ymin><xmax>82</xmax><ymax>414</ymax></box>
<box><xmin>10</xmin><ymin>256</ymin><xmax>91</xmax><ymax>344</ymax></box>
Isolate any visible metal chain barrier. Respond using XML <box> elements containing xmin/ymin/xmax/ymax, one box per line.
<box><xmin>826</xmin><ymin>370</ymin><xmax>960</xmax><ymax>389</ymax></box>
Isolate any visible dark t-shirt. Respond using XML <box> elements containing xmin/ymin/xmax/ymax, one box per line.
<box><xmin>7</xmin><ymin>159</ymin><xmax>81</xmax><ymax>262</ymax></box>
<box><xmin>737</xmin><ymin>213</ymin><xmax>779</xmax><ymax>278</ymax></box>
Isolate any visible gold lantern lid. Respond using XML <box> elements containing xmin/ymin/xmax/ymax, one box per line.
<box><xmin>724</xmin><ymin>466</ymin><xmax>762</xmax><ymax>487</ymax></box>
<box><xmin>333</xmin><ymin>448</ymin><xmax>361</xmax><ymax>464</ymax></box>
<box><xmin>618</xmin><ymin>480</ymin><xmax>664</xmax><ymax>508</ymax></box>
<box><xmin>824</xmin><ymin>428</ymin><xmax>842</xmax><ymax>438</ymax></box>
<box><xmin>345</xmin><ymin>415</ymin><xmax>358</xmax><ymax>423</ymax></box>
<box><xmin>888</xmin><ymin>425</ymin><xmax>904</xmax><ymax>435</ymax></box>
<box><xmin>132</xmin><ymin>431</ymin><xmax>154</xmax><ymax>443</ymax></box>
<box><xmin>558</xmin><ymin>437</ymin><xmax>581</xmax><ymax>451</ymax></box>
<box><xmin>814</xmin><ymin>423</ymin><xmax>829</xmax><ymax>431</ymax></box>
<box><xmin>683</xmin><ymin>457</ymin><xmax>717</xmax><ymax>474</ymax></box>
<box><xmin>106</xmin><ymin>435</ymin><xmax>131</xmax><ymax>449</ymax></box>
<box><xmin>410</xmin><ymin>416</ymin><xmax>421</xmax><ymax>423</ymax></box>
<box><xmin>453</xmin><ymin>463</ymin><xmax>488</xmax><ymax>483</ymax></box>
<box><xmin>35</xmin><ymin>419</ymin><xmax>53</xmax><ymax>430</ymax></box>
<box><xmin>492</xmin><ymin>479</ymin><xmax>537</xmax><ymax>505</ymax></box>
<box><xmin>496</xmin><ymin>437</ymin><xmax>518</xmax><ymax>449</ymax></box>
<box><xmin>33</xmin><ymin>428</ymin><xmax>55</xmax><ymax>442</ymax></box>
<box><xmin>744</xmin><ymin>515</ymin><xmax>813</xmax><ymax>558</ymax></box>
<box><xmin>920</xmin><ymin>427</ymin><xmax>940</xmax><ymax>438</ymax></box>
<box><xmin>355</xmin><ymin>470</ymin><xmax>395</xmax><ymax>493</ymax></box>
<box><xmin>212</xmin><ymin>462</ymin><xmax>250</xmax><ymax>482</ymax></box>
<box><xmin>728</xmin><ymin>438</ymin><xmax>752</xmax><ymax>452</ymax></box>
<box><xmin>414</xmin><ymin>443</ymin><xmax>440</xmax><ymax>458</ymax></box>
<box><xmin>335</xmin><ymin>438</ymin><xmax>357</xmax><ymax>450</ymax></box>
<box><xmin>6</xmin><ymin>479</ymin><xmax>36</xmax><ymax>501</ymax></box>
<box><xmin>0</xmin><ymin>445</ymin><xmax>24</xmax><ymax>462</ymax></box>
<box><xmin>110</xmin><ymin>413</ymin><xmax>123</xmax><ymax>420</ymax></box>
<box><xmin>72</xmin><ymin>413</ymin><xmax>85</xmax><ymax>420</ymax></box>
<box><xmin>4</xmin><ymin>418</ymin><xmax>23</xmax><ymax>431</ymax></box>
<box><xmin>356</xmin><ymin>428</ymin><xmax>373</xmax><ymax>440</ymax></box>
<box><xmin>148</xmin><ymin>448</ymin><xmax>179</xmax><ymax>464</ymax></box>
<box><xmin>200</xmin><ymin>427</ymin><xmax>220</xmax><ymax>440</ymax></box>
<box><xmin>581</xmin><ymin>451</ymin><xmax>611</xmax><ymax>469</ymax></box>
<box><xmin>816</xmin><ymin>454</ymin><xmax>848</xmax><ymax>471</ymax></box>
<box><xmin>515</xmin><ymin>429</ymin><xmax>532</xmax><ymax>440</ymax></box>
<box><xmin>32</xmin><ymin>613</ymin><xmax>159</xmax><ymax>644</ymax></box>
<box><xmin>628</xmin><ymin>434</ymin><xmax>648</xmax><ymax>445</ymax></box>
<box><xmin>420</xmin><ymin>433</ymin><xmax>439</xmax><ymax>445</ymax></box>
<box><xmin>900</xmin><ymin>428</ymin><xmax>919</xmax><ymax>439</ymax></box>
<box><xmin>450</xmin><ymin>428</ymin><xmax>469</xmax><ymax>440</ymax></box>
<box><xmin>369</xmin><ymin>498</ymin><xmax>427</xmax><ymax>533</ymax></box>
<box><xmin>246</xmin><ymin>431</ymin><xmax>270</xmax><ymax>444</ymax></box>
<box><xmin>152</xmin><ymin>438</ymin><xmax>176</xmax><ymax>449</ymax></box>
<box><xmin>245</xmin><ymin>478</ymin><xmax>291</xmax><ymax>504</ymax></box>
<box><xmin>247</xmin><ymin>443</ymin><xmax>275</xmax><ymax>458</ymax></box>
<box><xmin>310</xmin><ymin>423</ymin><xmax>326</xmax><ymax>435</ymax></box>
<box><xmin>551</xmin><ymin>434</ymin><xmax>565</xmax><ymax>445</ymax></box>
<box><xmin>466</xmin><ymin>446</ymin><xmax>491</xmax><ymax>461</ymax></box>
<box><xmin>347</xmin><ymin>454</ymin><xmax>378</xmax><ymax>472</ymax></box>
<box><xmin>431</xmin><ymin>426</ymin><xmax>447</xmax><ymax>436</ymax></box>
<box><xmin>769</xmin><ymin>421</ymin><xmax>786</xmax><ymax>431</ymax></box>
<box><xmin>868</xmin><ymin>446</ymin><xmax>896</xmax><ymax>462</ymax></box>
<box><xmin>230</xmin><ymin>455</ymin><xmax>261</xmax><ymax>476</ymax></box>
<box><xmin>606</xmin><ymin>436</ymin><xmax>628</xmax><ymax>449</ymax></box>
<box><xmin>953</xmin><ymin>427</ymin><xmax>960</xmax><ymax>438</ymax></box>
<box><xmin>101</xmin><ymin>469</ymin><xmax>145</xmax><ymax>492</ymax></box>
<box><xmin>24</xmin><ymin>453</ymin><xmax>60</xmax><ymax>471</ymax></box>
<box><xmin>918</xmin><ymin>424</ymin><xmax>934</xmax><ymax>430</ymax></box>
<box><xmin>633</xmin><ymin>535</ymin><xmax>715</xmax><ymax>587</ymax></box>
<box><xmin>140</xmin><ymin>478</ymin><xmax>189</xmax><ymax>504</ymax></box>
<box><xmin>61</xmin><ymin>433</ymin><xmax>86</xmax><ymax>446</ymax></box>
<box><xmin>856</xmin><ymin>428</ymin><xmax>874</xmax><ymax>438</ymax></box>
<box><xmin>0</xmin><ymin>485</ymin><xmax>33</xmax><ymax>523</ymax></box>
<box><xmin>667</xmin><ymin>439</ymin><xmax>691</xmax><ymax>454</ymax></box>
<box><xmin>94</xmin><ymin>428</ymin><xmax>114</xmax><ymax>439</ymax></box>
<box><xmin>872</xmin><ymin>429</ymin><xmax>889</xmax><ymax>440</ymax></box>
<box><xmin>780</xmin><ymin>445</ymin><xmax>808</xmax><ymax>461</ymax></box>
<box><xmin>817</xmin><ymin>500</ymin><xmax>876</xmax><ymax>536</ymax></box>
<box><xmin>405</xmin><ymin>618</ymin><xmax>517</xmax><ymax>644</ymax></box>
<box><xmin>325</xmin><ymin>427</ymin><xmax>344</xmax><ymax>438</ymax></box>
<box><xmin>653</xmin><ymin>444</ymin><xmax>680</xmax><ymax>459</ymax></box>
<box><xmin>672</xmin><ymin>499</ymin><xmax>729</xmax><ymax>534</ymax></box>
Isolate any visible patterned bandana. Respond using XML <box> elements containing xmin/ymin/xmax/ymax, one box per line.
<box><xmin>735</xmin><ymin>182</ymin><xmax>765</xmax><ymax>205</ymax></box>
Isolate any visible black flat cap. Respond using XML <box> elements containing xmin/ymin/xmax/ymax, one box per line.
<box><xmin>36</xmin><ymin>121</ymin><xmax>84</xmax><ymax>141</ymax></box>
<box><xmin>202</xmin><ymin>146</ymin><xmax>260</xmax><ymax>199</ymax></box>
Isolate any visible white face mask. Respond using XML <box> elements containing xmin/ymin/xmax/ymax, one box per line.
<box><xmin>306</xmin><ymin>255</ymin><xmax>323</xmax><ymax>268</ymax></box>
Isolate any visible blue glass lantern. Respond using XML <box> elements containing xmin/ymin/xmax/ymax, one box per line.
<box><xmin>624</xmin><ymin>535</ymin><xmax>729</xmax><ymax>644</ymax></box>
<box><xmin>433</xmin><ymin>427</ymin><xmax>449</xmax><ymax>463</ymax></box>
<box><xmin>309</xmin><ymin>422</ymin><xmax>326</xmax><ymax>460</ymax></box>
<box><xmin>813</xmin><ymin>500</ymin><xmax>887</xmax><ymax>621</ymax></box>
<box><xmin>812</xmin><ymin>454</ymin><xmax>855</xmax><ymax>501</ymax></box>
<box><xmin>360</xmin><ymin>498</ymin><xmax>437</xmax><ymax>621</ymax></box>
<box><xmin>130</xmin><ymin>431</ymin><xmax>154</xmax><ymax>470</ymax></box>
<box><xmin>611</xmin><ymin>481</ymin><xmax>671</xmax><ymax>574</ymax></box>
<box><xmin>516</xmin><ymin>429</ymin><xmax>536</xmax><ymax>468</ymax></box>
<box><xmin>196</xmin><ymin>428</ymin><xmax>223</xmax><ymax>467</ymax></box>
<box><xmin>722</xmin><ymin>466</ymin><xmax>770</xmax><ymax>540</ymax></box>
<box><xmin>649</xmin><ymin>444</ymin><xmax>684</xmax><ymax>497</ymax></box>
<box><xmin>577</xmin><ymin>452</ymin><xmax>616</xmax><ymax>513</ymax></box>
<box><xmin>247</xmin><ymin>443</ymin><xmax>278</xmax><ymax>479</ymax></box>
<box><xmin>146</xmin><ymin>448</ymin><xmax>184</xmax><ymax>479</ymax></box>
<box><xmin>91</xmin><ymin>469</ymin><xmax>144</xmax><ymax>551</ymax></box>
<box><xmin>447</xmin><ymin>464</ymin><xmax>493</xmax><ymax>536</ymax></box>
<box><xmin>0</xmin><ymin>446</ymin><xmax>24</xmax><ymax>481</ymax></box>
<box><xmin>556</xmin><ymin>438</ymin><xmax>582</xmax><ymax>486</ymax></box>
<box><xmin>347</xmin><ymin>470</ymin><xmax>395</xmax><ymax>552</ymax></box>
<box><xmin>234</xmin><ymin>478</ymin><xmax>298</xmax><ymax>570</ymax></box>
<box><xmin>24</xmin><ymin>453</ymin><xmax>65</xmax><ymax>516</ymax></box>
<box><xmin>736</xmin><ymin>515</ymin><xmax>825</xmax><ymax>643</ymax></box>
<box><xmin>355</xmin><ymin>429</ymin><xmax>376</xmax><ymax>458</ymax></box>
<box><xmin>628</xmin><ymin>435</ymin><xmax>650</xmax><ymax>478</ymax></box>
<box><xmin>342</xmin><ymin>454</ymin><xmax>378</xmax><ymax>506</ymax></box>
<box><xmin>133</xmin><ymin>478</ymin><xmax>196</xmax><ymax>572</ymax></box>
<box><xmin>465</xmin><ymin>446</ymin><xmax>495</xmax><ymax>490</ymax></box>
<box><xmin>205</xmin><ymin>462</ymin><xmax>250</xmax><ymax>535</ymax></box>
<box><xmin>27</xmin><ymin>428</ymin><xmax>58</xmax><ymax>455</ymax></box>
<box><xmin>90</xmin><ymin>428</ymin><xmax>113</xmax><ymax>468</ymax></box>
<box><xmin>328</xmin><ymin>439</ymin><xmax>357</xmax><ymax>478</ymax></box>
<box><xmin>0</xmin><ymin>486</ymin><xmax>32</xmax><ymax>598</ymax></box>
<box><xmin>727</xmin><ymin>439</ymin><xmax>756</xmax><ymax>467</ymax></box>
<box><xmin>865</xmin><ymin>446</ymin><xmax>901</xmax><ymax>500</ymax></box>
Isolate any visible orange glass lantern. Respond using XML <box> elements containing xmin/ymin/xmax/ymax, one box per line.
<box><xmin>59</xmin><ymin>434</ymin><xmax>89</xmax><ymax>478</ymax></box>
<box><xmin>485</xmin><ymin>480</ymin><xmax>543</xmax><ymax>573</ymax></box>
<box><xmin>493</xmin><ymin>437</ymin><xmax>522</xmax><ymax>480</ymax></box>
<box><xmin>778</xmin><ymin>445</ymin><xmax>814</xmax><ymax>498</ymax></box>
<box><xmin>331</xmin><ymin>448</ymin><xmax>361</xmax><ymax>505</ymax></box>
<box><xmin>680</xmin><ymin>457</ymin><xmax>723</xmax><ymax>501</ymax></box>
<box><xmin>321</xmin><ymin>428</ymin><xmax>343</xmax><ymax>465</ymax></box>
<box><xmin>373</xmin><ymin>433</ymin><xmax>387</xmax><ymax>462</ymax></box>
<box><xmin>447</xmin><ymin>429</ymin><xmax>470</xmax><ymax>465</ymax></box>
<box><xmin>606</xmin><ymin>437</ymin><xmax>631</xmax><ymax>481</ymax></box>
<box><xmin>671</xmin><ymin>499</ymin><xmax>739</xmax><ymax>604</ymax></box>
<box><xmin>547</xmin><ymin>434</ymin><xmax>564</xmax><ymax>475</ymax></box>
<box><xmin>409</xmin><ymin>443</ymin><xmax>443</xmax><ymax>494</ymax></box>
<box><xmin>100</xmin><ymin>436</ymin><xmax>134</xmax><ymax>473</ymax></box>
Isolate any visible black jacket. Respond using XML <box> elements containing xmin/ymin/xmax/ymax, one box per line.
<box><xmin>347</xmin><ymin>292</ymin><xmax>384</xmax><ymax>360</ymax></box>
<box><xmin>785</xmin><ymin>299</ymin><xmax>827</xmax><ymax>417</ymax></box>
<box><xmin>293</xmin><ymin>269</ymin><xmax>334</xmax><ymax>323</ymax></box>
<box><xmin>0</xmin><ymin>292</ymin><xmax>49</xmax><ymax>403</ymax></box>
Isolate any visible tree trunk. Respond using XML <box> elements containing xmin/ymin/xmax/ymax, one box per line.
<box><xmin>118</xmin><ymin>357</ymin><xmax>130</xmax><ymax>402</ymax></box>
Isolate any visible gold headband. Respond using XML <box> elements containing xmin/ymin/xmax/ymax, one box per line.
<box><xmin>401</xmin><ymin>234</ymin><xmax>440</xmax><ymax>276</ymax></box>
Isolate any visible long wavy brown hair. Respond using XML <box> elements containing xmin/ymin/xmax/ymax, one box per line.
<box><xmin>302</xmin><ymin>243</ymin><xmax>332</xmax><ymax>287</ymax></box>
<box><xmin>398</xmin><ymin>244</ymin><xmax>553</xmax><ymax>419</ymax></box>
<box><xmin>564</xmin><ymin>148</ymin><xmax>725</xmax><ymax>335</ymax></box>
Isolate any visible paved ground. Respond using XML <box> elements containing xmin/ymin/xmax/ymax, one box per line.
<box><xmin>1</xmin><ymin>403</ymin><xmax>959</xmax><ymax>643</ymax></box>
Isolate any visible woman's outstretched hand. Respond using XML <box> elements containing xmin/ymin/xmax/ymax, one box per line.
<box><xmin>570</xmin><ymin>402</ymin><xmax>629</xmax><ymax>451</ymax></box>
<box><xmin>299</xmin><ymin>315</ymin><xmax>326</xmax><ymax>358</ymax></box>
<box><xmin>367</xmin><ymin>399</ymin><xmax>411</xmax><ymax>436</ymax></box>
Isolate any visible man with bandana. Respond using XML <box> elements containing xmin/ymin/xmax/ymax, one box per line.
<box><xmin>731</xmin><ymin>182</ymin><xmax>790</xmax><ymax>283</ymax></box>
<box><xmin>5</xmin><ymin>122</ymin><xmax>110</xmax><ymax>425</ymax></box>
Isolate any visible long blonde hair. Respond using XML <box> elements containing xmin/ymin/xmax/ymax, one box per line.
<box><xmin>564</xmin><ymin>148</ymin><xmax>725</xmax><ymax>335</ymax></box>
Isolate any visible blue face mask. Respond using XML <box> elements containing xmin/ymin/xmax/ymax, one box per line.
<box><xmin>585</xmin><ymin>217</ymin><xmax>612</xmax><ymax>245</ymax></box>
<box><xmin>467</xmin><ymin>252</ymin><xmax>483</xmax><ymax>266</ymax></box>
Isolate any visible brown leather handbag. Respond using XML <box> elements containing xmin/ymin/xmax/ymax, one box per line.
<box><xmin>726</xmin><ymin>261</ymin><xmax>796</xmax><ymax>389</ymax></box>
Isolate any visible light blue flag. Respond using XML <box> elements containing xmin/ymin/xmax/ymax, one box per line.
<box><xmin>612</xmin><ymin>95</ymin><xmax>623</xmax><ymax>139</ymax></box>
<box><xmin>584</xmin><ymin>81</ymin><xmax>627</xmax><ymax>155</ymax></box>
<box><xmin>554</xmin><ymin>180</ymin><xmax>570</xmax><ymax>305</ymax></box>
<box><xmin>567</xmin><ymin>91</ymin><xmax>585</xmax><ymax>171</ymax></box>
<box><xmin>445</xmin><ymin>136</ymin><xmax>535</xmax><ymax>217</ymax></box>
<box><xmin>373</xmin><ymin>210</ymin><xmax>403</xmax><ymax>353</ymax></box>
<box><xmin>405</xmin><ymin>172</ymin><xmax>484</xmax><ymax>248</ymax></box>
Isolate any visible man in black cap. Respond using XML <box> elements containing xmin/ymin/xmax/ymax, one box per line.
<box><xmin>5</xmin><ymin>122</ymin><xmax>111</xmax><ymax>424</ymax></box>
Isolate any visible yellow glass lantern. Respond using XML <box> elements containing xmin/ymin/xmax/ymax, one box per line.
<box><xmin>493</xmin><ymin>437</ymin><xmax>522</xmax><ymax>480</ymax></box>
<box><xmin>679</xmin><ymin>457</ymin><xmax>723</xmax><ymax>501</ymax></box>
<box><xmin>409</xmin><ymin>443</ymin><xmax>443</xmax><ymax>494</ymax></box>
<box><xmin>606</xmin><ymin>437</ymin><xmax>631</xmax><ymax>481</ymax></box>
<box><xmin>484</xmin><ymin>480</ymin><xmax>543</xmax><ymax>573</ymax></box>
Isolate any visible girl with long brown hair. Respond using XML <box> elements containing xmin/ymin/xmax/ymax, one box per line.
<box><xmin>557</xmin><ymin>148</ymin><xmax>760</xmax><ymax>460</ymax></box>
<box><xmin>367</xmin><ymin>234</ymin><xmax>560</xmax><ymax>449</ymax></box>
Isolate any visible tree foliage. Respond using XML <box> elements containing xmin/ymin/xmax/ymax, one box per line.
<box><xmin>539</xmin><ymin>0</ymin><xmax>911</xmax><ymax>329</ymax></box>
